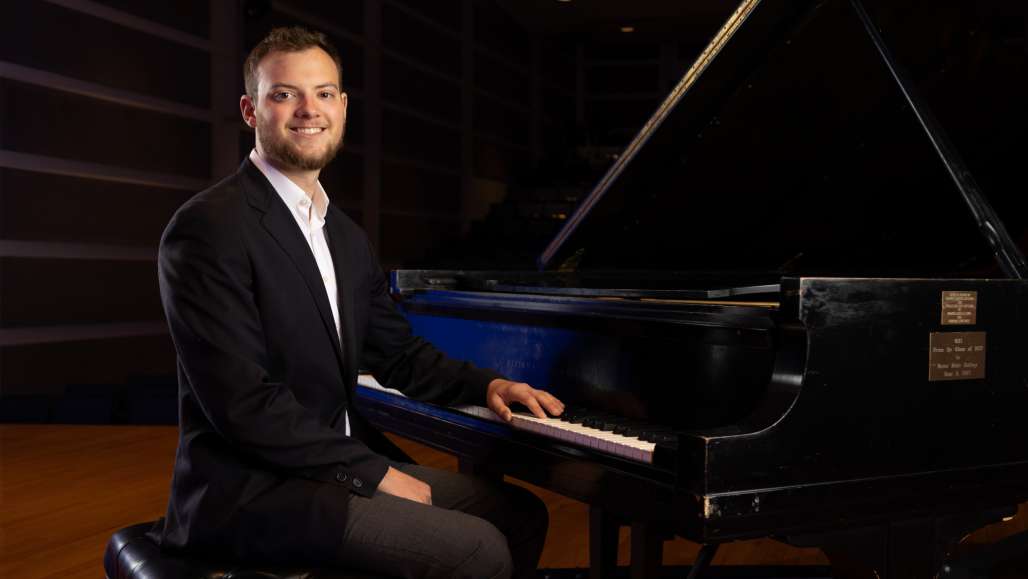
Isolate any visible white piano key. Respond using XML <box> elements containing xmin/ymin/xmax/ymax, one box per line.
<box><xmin>357</xmin><ymin>375</ymin><xmax>657</xmax><ymax>464</ymax></box>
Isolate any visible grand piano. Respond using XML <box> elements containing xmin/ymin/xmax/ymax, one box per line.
<box><xmin>356</xmin><ymin>0</ymin><xmax>1028</xmax><ymax>577</ymax></box>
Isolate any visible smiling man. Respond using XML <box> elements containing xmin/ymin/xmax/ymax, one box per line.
<box><xmin>152</xmin><ymin>27</ymin><xmax>561</xmax><ymax>579</ymax></box>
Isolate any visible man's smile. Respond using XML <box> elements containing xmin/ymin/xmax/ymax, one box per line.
<box><xmin>290</xmin><ymin>126</ymin><xmax>327</xmax><ymax>135</ymax></box>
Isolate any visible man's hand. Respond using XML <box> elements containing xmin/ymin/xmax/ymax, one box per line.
<box><xmin>376</xmin><ymin>466</ymin><xmax>432</xmax><ymax>504</ymax></box>
<box><xmin>487</xmin><ymin>379</ymin><xmax>565</xmax><ymax>422</ymax></box>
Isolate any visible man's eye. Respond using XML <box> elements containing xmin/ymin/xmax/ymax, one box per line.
<box><xmin>319</xmin><ymin>91</ymin><xmax>334</xmax><ymax>98</ymax></box>
<box><xmin>272</xmin><ymin>92</ymin><xmax>292</xmax><ymax>101</ymax></box>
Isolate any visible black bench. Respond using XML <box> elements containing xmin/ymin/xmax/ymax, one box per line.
<box><xmin>103</xmin><ymin>521</ymin><xmax>391</xmax><ymax>579</ymax></box>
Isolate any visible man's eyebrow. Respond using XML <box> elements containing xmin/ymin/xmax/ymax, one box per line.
<box><xmin>266</xmin><ymin>83</ymin><xmax>339</xmax><ymax>91</ymax></box>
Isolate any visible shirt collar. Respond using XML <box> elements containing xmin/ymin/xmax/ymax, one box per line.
<box><xmin>249</xmin><ymin>149</ymin><xmax>330</xmax><ymax>227</ymax></box>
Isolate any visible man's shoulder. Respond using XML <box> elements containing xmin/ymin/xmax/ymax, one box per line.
<box><xmin>161</xmin><ymin>167</ymin><xmax>255</xmax><ymax>246</ymax></box>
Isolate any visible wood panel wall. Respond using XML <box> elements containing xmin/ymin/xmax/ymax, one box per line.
<box><xmin>0</xmin><ymin>0</ymin><xmax>553</xmax><ymax>416</ymax></box>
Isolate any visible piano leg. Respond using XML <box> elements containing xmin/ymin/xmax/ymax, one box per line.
<box><xmin>685</xmin><ymin>543</ymin><xmax>719</xmax><ymax>579</ymax></box>
<box><xmin>630</xmin><ymin>521</ymin><xmax>669</xmax><ymax>579</ymax></box>
<box><xmin>589</xmin><ymin>506</ymin><xmax>621</xmax><ymax>579</ymax></box>
<box><xmin>787</xmin><ymin>508</ymin><xmax>1014</xmax><ymax>579</ymax></box>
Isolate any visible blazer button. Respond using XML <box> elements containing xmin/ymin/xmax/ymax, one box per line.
<box><xmin>353</xmin><ymin>478</ymin><xmax>363</xmax><ymax>488</ymax></box>
<box><xmin>335</xmin><ymin>472</ymin><xmax>347</xmax><ymax>483</ymax></box>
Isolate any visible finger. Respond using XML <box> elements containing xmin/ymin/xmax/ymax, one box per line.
<box><xmin>488</xmin><ymin>391</ymin><xmax>513</xmax><ymax>422</ymax></box>
<box><xmin>541</xmin><ymin>392</ymin><xmax>564</xmax><ymax>416</ymax></box>
<box><xmin>523</xmin><ymin>394</ymin><xmax>547</xmax><ymax>419</ymax></box>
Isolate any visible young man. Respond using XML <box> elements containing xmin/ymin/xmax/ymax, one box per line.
<box><xmin>153</xmin><ymin>27</ymin><xmax>563</xmax><ymax>579</ymax></box>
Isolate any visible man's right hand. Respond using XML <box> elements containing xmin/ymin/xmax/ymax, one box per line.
<box><xmin>376</xmin><ymin>466</ymin><xmax>432</xmax><ymax>505</ymax></box>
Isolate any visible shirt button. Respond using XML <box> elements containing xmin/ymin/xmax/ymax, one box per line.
<box><xmin>335</xmin><ymin>472</ymin><xmax>347</xmax><ymax>483</ymax></box>
<box><xmin>353</xmin><ymin>478</ymin><xmax>363</xmax><ymax>488</ymax></box>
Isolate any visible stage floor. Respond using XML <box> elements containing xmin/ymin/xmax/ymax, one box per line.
<box><xmin>2</xmin><ymin>424</ymin><xmax>1022</xmax><ymax>578</ymax></box>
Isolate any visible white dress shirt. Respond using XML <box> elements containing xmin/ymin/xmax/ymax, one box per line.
<box><xmin>249</xmin><ymin>149</ymin><xmax>349</xmax><ymax>436</ymax></box>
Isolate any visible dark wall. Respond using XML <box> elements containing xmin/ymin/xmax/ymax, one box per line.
<box><xmin>0</xmin><ymin>0</ymin><xmax>549</xmax><ymax>421</ymax></box>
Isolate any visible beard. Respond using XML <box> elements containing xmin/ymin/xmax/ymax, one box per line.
<box><xmin>258</xmin><ymin>122</ymin><xmax>345</xmax><ymax>172</ymax></box>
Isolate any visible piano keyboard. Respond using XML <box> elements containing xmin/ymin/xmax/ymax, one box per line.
<box><xmin>453</xmin><ymin>405</ymin><xmax>656</xmax><ymax>464</ymax></box>
<box><xmin>357</xmin><ymin>375</ymin><xmax>657</xmax><ymax>464</ymax></box>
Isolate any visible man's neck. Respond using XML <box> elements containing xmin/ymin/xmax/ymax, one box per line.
<box><xmin>259</xmin><ymin>149</ymin><xmax>320</xmax><ymax>198</ymax></box>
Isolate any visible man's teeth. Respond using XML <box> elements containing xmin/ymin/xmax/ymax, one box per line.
<box><xmin>292</xmin><ymin>127</ymin><xmax>324</xmax><ymax>134</ymax></box>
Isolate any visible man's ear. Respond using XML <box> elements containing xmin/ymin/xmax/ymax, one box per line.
<box><xmin>240</xmin><ymin>94</ymin><xmax>257</xmax><ymax>128</ymax></box>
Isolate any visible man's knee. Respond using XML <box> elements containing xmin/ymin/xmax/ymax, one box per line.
<box><xmin>453</xmin><ymin>518</ymin><xmax>512</xmax><ymax>579</ymax></box>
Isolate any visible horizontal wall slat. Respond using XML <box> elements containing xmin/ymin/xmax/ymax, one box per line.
<box><xmin>380</xmin><ymin>213</ymin><xmax>462</xmax><ymax>265</ymax></box>
<box><xmin>381</xmin><ymin>161</ymin><xmax>461</xmax><ymax>214</ymax></box>
<box><xmin>381</xmin><ymin>155</ymin><xmax>461</xmax><ymax>177</ymax></box>
<box><xmin>0</xmin><ymin>150</ymin><xmax>207</xmax><ymax>191</ymax></box>
<box><xmin>382</xmin><ymin>109</ymin><xmax>461</xmax><ymax>169</ymax></box>
<box><xmin>383</xmin><ymin>56</ymin><xmax>461</xmax><ymax>123</ymax></box>
<box><xmin>0</xmin><ymin>168</ymin><xmax>193</xmax><ymax>245</ymax></box>
<box><xmin>1</xmin><ymin>333</ymin><xmax>174</xmax><ymax>395</ymax></box>
<box><xmin>383</xmin><ymin>3</ymin><xmax>461</xmax><ymax>78</ymax></box>
<box><xmin>0</xmin><ymin>321</ymin><xmax>167</xmax><ymax>347</ymax></box>
<box><xmin>383</xmin><ymin>102</ymin><xmax>461</xmax><ymax>132</ymax></box>
<box><xmin>42</xmin><ymin>0</ymin><xmax>212</xmax><ymax>52</ymax></box>
<box><xmin>385</xmin><ymin>0</ymin><xmax>461</xmax><ymax>40</ymax></box>
<box><xmin>3</xmin><ymin>3</ymin><xmax>212</xmax><ymax>108</ymax></box>
<box><xmin>270</xmin><ymin>0</ymin><xmax>365</xmax><ymax>44</ymax></box>
<box><xmin>473</xmin><ymin>1</ymin><xmax>531</xmax><ymax>65</ymax></box>
<box><xmin>0</xmin><ymin>241</ymin><xmax>155</xmax><ymax>261</ymax></box>
<box><xmin>89</xmin><ymin>0</ymin><xmax>211</xmax><ymax>39</ymax></box>
<box><xmin>0</xmin><ymin>61</ymin><xmax>212</xmax><ymax>122</ymax></box>
<box><xmin>2</xmin><ymin>80</ymin><xmax>212</xmax><ymax>180</ymax></box>
<box><xmin>1</xmin><ymin>257</ymin><xmax>163</xmax><ymax>327</ymax></box>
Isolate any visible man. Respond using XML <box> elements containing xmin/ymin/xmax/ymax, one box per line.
<box><xmin>153</xmin><ymin>26</ymin><xmax>563</xmax><ymax>579</ymax></box>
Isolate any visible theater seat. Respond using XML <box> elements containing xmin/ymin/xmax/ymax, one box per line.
<box><xmin>103</xmin><ymin>521</ymin><xmax>391</xmax><ymax>579</ymax></box>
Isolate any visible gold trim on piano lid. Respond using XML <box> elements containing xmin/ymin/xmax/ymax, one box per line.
<box><xmin>606</xmin><ymin>297</ymin><xmax>780</xmax><ymax>308</ymax></box>
<box><xmin>667</xmin><ymin>0</ymin><xmax>763</xmax><ymax>107</ymax></box>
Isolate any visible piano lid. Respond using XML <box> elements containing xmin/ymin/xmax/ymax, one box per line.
<box><xmin>538</xmin><ymin>0</ymin><xmax>1028</xmax><ymax>279</ymax></box>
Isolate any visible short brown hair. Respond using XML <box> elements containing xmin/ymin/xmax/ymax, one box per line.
<box><xmin>243</xmin><ymin>26</ymin><xmax>343</xmax><ymax>98</ymax></box>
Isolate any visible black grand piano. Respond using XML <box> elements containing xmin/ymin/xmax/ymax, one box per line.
<box><xmin>357</xmin><ymin>0</ymin><xmax>1028</xmax><ymax>577</ymax></box>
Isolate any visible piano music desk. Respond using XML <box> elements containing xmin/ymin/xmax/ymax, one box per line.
<box><xmin>4</xmin><ymin>424</ymin><xmax>1026</xmax><ymax>578</ymax></box>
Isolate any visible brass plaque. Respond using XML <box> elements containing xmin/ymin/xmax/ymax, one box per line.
<box><xmin>928</xmin><ymin>331</ymin><xmax>986</xmax><ymax>381</ymax></box>
<box><xmin>941</xmin><ymin>291</ymin><xmax>977</xmax><ymax>325</ymax></box>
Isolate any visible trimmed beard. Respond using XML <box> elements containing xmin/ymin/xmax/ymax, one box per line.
<box><xmin>259</xmin><ymin>125</ymin><xmax>344</xmax><ymax>172</ymax></box>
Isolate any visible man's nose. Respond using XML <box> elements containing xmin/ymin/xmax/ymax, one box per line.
<box><xmin>295</xmin><ymin>97</ymin><xmax>319</xmax><ymax>118</ymax></box>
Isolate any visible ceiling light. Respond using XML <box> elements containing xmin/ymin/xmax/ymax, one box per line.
<box><xmin>620</xmin><ymin>26</ymin><xmax>635</xmax><ymax>33</ymax></box>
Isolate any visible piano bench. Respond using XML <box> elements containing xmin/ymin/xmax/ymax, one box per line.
<box><xmin>103</xmin><ymin>521</ymin><xmax>392</xmax><ymax>579</ymax></box>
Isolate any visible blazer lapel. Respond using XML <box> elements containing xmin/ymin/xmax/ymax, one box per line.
<box><xmin>240</xmin><ymin>160</ymin><xmax>347</xmax><ymax>374</ymax></box>
<box><xmin>324</xmin><ymin>209</ymin><xmax>357</xmax><ymax>383</ymax></box>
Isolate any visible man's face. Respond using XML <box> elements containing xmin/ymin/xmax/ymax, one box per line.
<box><xmin>242</xmin><ymin>47</ymin><xmax>347</xmax><ymax>172</ymax></box>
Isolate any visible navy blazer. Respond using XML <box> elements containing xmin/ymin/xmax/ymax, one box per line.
<box><xmin>152</xmin><ymin>159</ymin><xmax>501</xmax><ymax>563</ymax></box>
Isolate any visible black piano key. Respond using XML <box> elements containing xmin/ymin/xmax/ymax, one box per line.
<box><xmin>614</xmin><ymin>425</ymin><xmax>641</xmax><ymax>436</ymax></box>
<box><xmin>599</xmin><ymin>418</ymin><xmax>630</xmax><ymax>431</ymax></box>
<box><xmin>562</xmin><ymin>407</ymin><xmax>587</xmax><ymax>423</ymax></box>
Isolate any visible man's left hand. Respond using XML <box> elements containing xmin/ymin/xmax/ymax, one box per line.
<box><xmin>486</xmin><ymin>379</ymin><xmax>565</xmax><ymax>422</ymax></box>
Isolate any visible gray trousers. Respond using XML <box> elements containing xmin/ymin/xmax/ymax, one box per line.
<box><xmin>337</xmin><ymin>462</ymin><xmax>548</xmax><ymax>579</ymax></box>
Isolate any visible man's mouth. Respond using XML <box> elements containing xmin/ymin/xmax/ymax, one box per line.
<box><xmin>290</xmin><ymin>127</ymin><xmax>326</xmax><ymax>135</ymax></box>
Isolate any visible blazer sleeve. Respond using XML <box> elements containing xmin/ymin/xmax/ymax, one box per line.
<box><xmin>356</xmin><ymin>235</ymin><xmax>504</xmax><ymax>406</ymax></box>
<box><xmin>158</xmin><ymin>205</ymin><xmax>388</xmax><ymax>496</ymax></box>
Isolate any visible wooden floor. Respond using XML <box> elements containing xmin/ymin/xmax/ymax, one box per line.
<box><xmin>2</xmin><ymin>425</ymin><xmax>1026</xmax><ymax>578</ymax></box>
